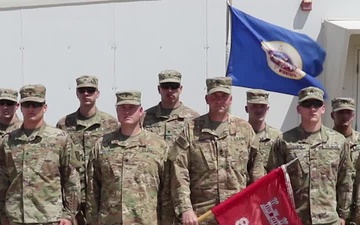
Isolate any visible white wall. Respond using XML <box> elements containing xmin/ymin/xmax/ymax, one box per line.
<box><xmin>1</xmin><ymin>0</ymin><xmax>360</xmax><ymax>130</ymax></box>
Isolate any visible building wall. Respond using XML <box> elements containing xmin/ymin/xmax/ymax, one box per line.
<box><xmin>1</xmin><ymin>0</ymin><xmax>360</xmax><ymax>130</ymax></box>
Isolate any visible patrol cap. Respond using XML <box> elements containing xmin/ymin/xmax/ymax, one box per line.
<box><xmin>19</xmin><ymin>84</ymin><xmax>46</xmax><ymax>103</ymax></box>
<box><xmin>247</xmin><ymin>89</ymin><xmax>269</xmax><ymax>104</ymax></box>
<box><xmin>0</xmin><ymin>88</ymin><xmax>18</xmax><ymax>102</ymax></box>
<box><xmin>298</xmin><ymin>86</ymin><xmax>324</xmax><ymax>103</ymax></box>
<box><xmin>331</xmin><ymin>97</ymin><xmax>355</xmax><ymax>112</ymax></box>
<box><xmin>206</xmin><ymin>77</ymin><xmax>232</xmax><ymax>95</ymax></box>
<box><xmin>158</xmin><ymin>70</ymin><xmax>182</xmax><ymax>84</ymax></box>
<box><xmin>116</xmin><ymin>91</ymin><xmax>141</xmax><ymax>106</ymax></box>
<box><xmin>76</xmin><ymin>75</ymin><xmax>98</xmax><ymax>88</ymax></box>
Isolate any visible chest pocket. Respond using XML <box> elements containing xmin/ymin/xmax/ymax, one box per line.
<box><xmin>32</xmin><ymin>150</ymin><xmax>61</xmax><ymax>180</ymax></box>
<box><xmin>319</xmin><ymin>144</ymin><xmax>341</xmax><ymax>169</ymax></box>
<box><xmin>103</xmin><ymin>152</ymin><xmax>123</xmax><ymax>181</ymax></box>
<box><xmin>288</xmin><ymin>145</ymin><xmax>309</xmax><ymax>175</ymax></box>
<box><xmin>351</xmin><ymin>145</ymin><xmax>360</xmax><ymax>167</ymax></box>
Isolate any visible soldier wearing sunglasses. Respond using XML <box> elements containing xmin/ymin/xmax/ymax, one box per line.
<box><xmin>267</xmin><ymin>87</ymin><xmax>353</xmax><ymax>225</ymax></box>
<box><xmin>143</xmin><ymin>70</ymin><xmax>199</xmax><ymax>224</ymax></box>
<box><xmin>330</xmin><ymin>97</ymin><xmax>360</xmax><ymax>225</ymax></box>
<box><xmin>0</xmin><ymin>84</ymin><xmax>80</xmax><ymax>225</ymax></box>
<box><xmin>0</xmin><ymin>88</ymin><xmax>22</xmax><ymax>137</ymax></box>
<box><xmin>56</xmin><ymin>75</ymin><xmax>118</xmax><ymax>225</ymax></box>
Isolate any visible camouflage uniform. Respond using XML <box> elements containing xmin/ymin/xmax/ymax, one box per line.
<box><xmin>169</xmin><ymin>77</ymin><xmax>264</xmax><ymax>225</ymax></box>
<box><xmin>56</xmin><ymin>75</ymin><xmax>118</xmax><ymax>224</ymax></box>
<box><xmin>0</xmin><ymin>84</ymin><xmax>80</xmax><ymax>225</ymax></box>
<box><xmin>86</xmin><ymin>91</ymin><xmax>169</xmax><ymax>225</ymax></box>
<box><xmin>246</xmin><ymin>89</ymin><xmax>281</xmax><ymax>169</ymax></box>
<box><xmin>267</xmin><ymin>87</ymin><xmax>353</xmax><ymax>225</ymax></box>
<box><xmin>331</xmin><ymin>97</ymin><xmax>360</xmax><ymax>225</ymax></box>
<box><xmin>0</xmin><ymin>89</ymin><xmax>22</xmax><ymax>137</ymax></box>
<box><xmin>143</xmin><ymin>70</ymin><xmax>199</xmax><ymax>224</ymax></box>
<box><xmin>256</xmin><ymin>124</ymin><xmax>281</xmax><ymax>169</ymax></box>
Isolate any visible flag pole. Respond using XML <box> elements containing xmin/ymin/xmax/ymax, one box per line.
<box><xmin>225</xmin><ymin>0</ymin><xmax>232</xmax><ymax>68</ymax></box>
<box><xmin>197</xmin><ymin>210</ymin><xmax>214</xmax><ymax>223</ymax></box>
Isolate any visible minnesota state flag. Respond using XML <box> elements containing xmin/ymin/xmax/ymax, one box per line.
<box><xmin>226</xmin><ymin>5</ymin><xmax>326</xmax><ymax>96</ymax></box>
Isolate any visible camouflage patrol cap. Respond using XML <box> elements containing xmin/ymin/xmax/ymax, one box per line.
<box><xmin>0</xmin><ymin>88</ymin><xmax>18</xmax><ymax>102</ymax></box>
<box><xmin>331</xmin><ymin>97</ymin><xmax>355</xmax><ymax>112</ymax></box>
<box><xmin>19</xmin><ymin>84</ymin><xmax>46</xmax><ymax>103</ymax></box>
<box><xmin>247</xmin><ymin>89</ymin><xmax>269</xmax><ymax>104</ymax></box>
<box><xmin>116</xmin><ymin>91</ymin><xmax>141</xmax><ymax>106</ymax></box>
<box><xmin>298</xmin><ymin>86</ymin><xmax>324</xmax><ymax>103</ymax></box>
<box><xmin>76</xmin><ymin>75</ymin><xmax>98</xmax><ymax>88</ymax></box>
<box><xmin>206</xmin><ymin>77</ymin><xmax>232</xmax><ymax>94</ymax></box>
<box><xmin>158</xmin><ymin>70</ymin><xmax>182</xmax><ymax>84</ymax></box>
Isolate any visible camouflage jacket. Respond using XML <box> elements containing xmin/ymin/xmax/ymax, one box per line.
<box><xmin>143</xmin><ymin>102</ymin><xmax>199</xmax><ymax>224</ymax></box>
<box><xmin>267</xmin><ymin>125</ymin><xmax>353</xmax><ymax>225</ymax></box>
<box><xmin>346</xmin><ymin>130</ymin><xmax>360</xmax><ymax>223</ymax></box>
<box><xmin>56</xmin><ymin>108</ymin><xmax>118</xmax><ymax>202</ymax></box>
<box><xmin>0</xmin><ymin>124</ymin><xmax>80</xmax><ymax>224</ymax></box>
<box><xmin>143</xmin><ymin>102</ymin><xmax>199</xmax><ymax>145</ymax></box>
<box><xmin>86</xmin><ymin>129</ymin><xmax>168</xmax><ymax>225</ymax></box>
<box><xmin>255</xmin><ymin>124</ymin><xmax>281</xmax><ymax>170</ymax></box>
<box><xmin>0</xmin><ymin>116</ymin><xmax>22</xmax><ymax>137</ymax></box>
<box><xmin>346</xmin><ymin>130</ymin><xmax>360</xmax><ymax>169</ymax></box>
<box><xmin>169</xmin><ymin>114</ymin><xmax>264</xmax><ymax>219</ymax></box>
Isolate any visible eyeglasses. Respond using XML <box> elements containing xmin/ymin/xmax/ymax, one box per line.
<box><xmin>77</xmin><ymin>87</ymin><xmax>97</xmax><ymax>94</ymax></box>
<box><xmin>0</xmin><ymin>100</ymin><xmax>16</xmax><ymax>106</ymax></box>
<box><xmin>21</xmin><ymin>101</ymin><xmax>44</xmax><ymax>108</ymax></box>
<box><xmin>160</xmin><ymin>83</ymin><xmax>180</xmax><ymax>90</ymax></box>
<box><xmin>300</xmin><ymin>100</ymin><xmax>323</xmax><ymax>108</ymax></box>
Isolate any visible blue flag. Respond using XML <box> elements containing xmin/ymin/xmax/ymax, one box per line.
<box><xmin>226</xmin><ymin>6</ymin><xmax>327</xmax><ymax>96</ymax></box>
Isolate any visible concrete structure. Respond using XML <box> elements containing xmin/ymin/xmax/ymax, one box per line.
<box><xmin>1</xmin><ymin>0</ymin><xmax>360</xmax><ymax>131</ymax></box>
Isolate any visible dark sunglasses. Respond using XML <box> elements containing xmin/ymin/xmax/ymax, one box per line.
<box><xmin>21</xmin><ymin>101</ymin><xmax>44</xmax><ymax>108</ymax></box>
<box><xmin>160</xmin><ymin>83</ymin><xmax>180</xmax><ymax>90</ymax></box>
<box><xmin>0</xmin><ymin>100</ymin><xmax>16</xmax><ymax>106</ymax></box>
<box><xmin>77</xmin><ymin>87</ymin><xmax>97</xmax><ymax>94</ymax></box>
<box><xmin>300</xmin><ymin>100</ymin><xmax>323</xmax><ymax>108</ymax></box>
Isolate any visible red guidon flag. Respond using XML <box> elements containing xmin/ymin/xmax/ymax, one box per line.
<box><xmin>211</xmin><ymin>166</ymin><xmax>303</xmax><ymax>225</ymax></box>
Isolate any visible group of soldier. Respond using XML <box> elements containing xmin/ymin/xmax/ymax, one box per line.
<box><xmin>0</xmin><ymin>69</ymin><xmax>359</xmax><ymax>225</ymax></box>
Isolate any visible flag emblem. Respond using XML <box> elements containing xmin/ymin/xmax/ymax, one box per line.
<box><xmin>262</xmin><ymin>41</ymin><xmax>305</xmax><ymax>80</ymax></box>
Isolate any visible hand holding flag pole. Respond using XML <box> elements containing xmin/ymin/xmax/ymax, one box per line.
<box><xmin>197</xmin><ymin>158</ymin><xmax>301</xmax><ymax>224</ymax></box>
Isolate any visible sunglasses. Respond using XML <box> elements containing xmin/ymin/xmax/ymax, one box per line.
<box><xmin>0</xmin><ymin>100</ymin><xmax>16</xmax><ymax>106</ymax></box>
<box><xmin>21</xmin><ymin>101</ymin><xmax>45</xmax><ymax>108</ymax></box>
<box><xmin>300</xmin><ymin>100</ymin><xmax>323</xmax><ymax>108</ymax></box>
<box><xmin>77</xmin><ymin>87</ymin><xmax>97</xmax><ymax>94</ymax></box>
<box><xmin>160</xmin><ymin>83</ymin><xmax>180</xmax><ymax>90</ymax></box>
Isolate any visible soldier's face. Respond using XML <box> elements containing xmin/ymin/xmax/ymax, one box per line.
<box><xmin>206</xmin><ymin>92</ymin><xmax>232</xmax><ymax>114</ymax></box>
<box><xmin>116</xmin><ymin>104</ymin><xmax>143</xmax><ymax>126</ymax></box>
<box><xmin>245</xmin><ymin>103</ymin><xmax>269</xmax><ymax>122</ymax></box>
<box><xmin>158</xmin><ymin>83</ymin><xmax>182</xmax><ymax>104</ymax></box>
<box><xmin>297</xmin><ymin>100</ymin><xmax>325</xmax><ymax>123</ymax></box>
<box><xmin>76</xmin><ymin>87</ymin><xmax>99</xmax><ymax>107</ymax></box>
<box><xmin>20</xmin><ymin>101</ymin><xmax>47</xmax><ymax>123</ymax></box>
<box><xmin>331</xmin><ymin>109</ymin><xmax>354</xmax><ymax>128</ymax></box>
<box><xmin>0</xmin><ymin>100</ymin><xmax>18</xmax><ymax>120</ymax></box>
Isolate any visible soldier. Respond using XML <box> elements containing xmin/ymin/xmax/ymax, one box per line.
<box><xmin>331</xmin><ymin>97</ymin><xmax>360</xmax><ymax>225</ymax></box>
<box><xmin>56</xmin><ymin>75</ymin><xmax>118</xmax><ymax>225</ymax></box>
<box><xmin>0</xmin><ymin>84</ymin><xmax>80</xmax><ymax>225</ymax></box>
<box><xmin>143</xmin><ymin>69</ymin><xmax>199</xmax><ymax>224</ymax></box>
<box><xmin>86</xmin><ymin>91</ymin><xmax>168</xmax><ymax>225</ymax></box>
<box><xmin>0</xmin><ymin>88</ymin><xmax>22</xmax><ymax>137</ymax></box>
<box><xmin>169</xmin><ymin>77</ymin><xmax>264</xmax><ymax>225</ymax></box>
<box><xmin>267</xmin><ymin>87</ymin><xmax>353</xmax><ymax>225</ymax></box>
<box><xmin>245</xmin><ymin>89</ymin><xmax>281</xmax><ymax>169</ymax></box>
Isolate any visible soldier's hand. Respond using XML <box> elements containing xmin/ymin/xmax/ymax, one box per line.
<box><xmin>59</xmin><ymin>218</ymin><xmax>72</xmax><ymax>225</ymax></box>
<box><xmin>182</xmin><ymin>210</ymin><xmax>198</xmax><ymax>225</ymax></box>
<box><xmin>339</xmin><ymin>218</ymin><xmax>345</xmax><ymax>225</ymax></box>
